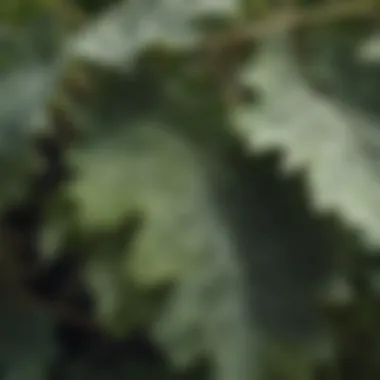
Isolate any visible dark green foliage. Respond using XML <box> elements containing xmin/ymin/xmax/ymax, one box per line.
<box><xmin>0</xmin><ymin>1</ymin><xmax>380</xmax><ymax>380</ymax></box>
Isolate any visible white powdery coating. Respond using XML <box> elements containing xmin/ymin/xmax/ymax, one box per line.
<box><xmin>66</xmin><ymin>123</ymin><xmax>257</xmax><ymax>380</ymax></box>
<box><xmin>232</xmin><ymin>36</ymin><xmax>380</xmax><ymax>251</ymax></box>
<box><xmin>149</xmin><ymin>186</ymin><xmax>257</xmax><ymax>380</ymax></box>
<box><xmin>68</xmin><ymin>0</ymin><xmax>238</xmax><ymax>69</ymax></box>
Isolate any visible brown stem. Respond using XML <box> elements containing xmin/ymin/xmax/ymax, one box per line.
<box><xmin>207</xmin><ymin>0</ymin><xmax>377</xmax><ymax>48</ymax></box>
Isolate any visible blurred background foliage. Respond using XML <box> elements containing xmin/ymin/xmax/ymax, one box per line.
<box><xmin>0</xmin><ymin>0</ymin><xmax>379</xmax><ymax>380</ymax></box>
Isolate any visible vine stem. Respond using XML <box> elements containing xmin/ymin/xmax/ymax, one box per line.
<box><xmin>206</xmin><ymin>0</ymin><xmax>378</xmax><ymax>49</ymax></box>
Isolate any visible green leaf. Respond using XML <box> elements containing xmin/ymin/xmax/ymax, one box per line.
<box><xmin>231</xmin><ymin>34</ymin><xmax>380</xmax><ymax>251</ymax></box>
<box><xmin>69</xmin><ymin>0</ymin><xmax>240</xmax><ymax>69</ymax></box>
<box><xmin>0</xmin><ymin>300</ymin><xmax>57</xmax><ymax>380</ymax></box>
